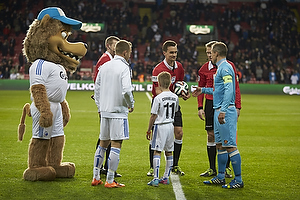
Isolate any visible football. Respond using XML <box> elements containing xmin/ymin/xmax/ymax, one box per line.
<box><xmin>173</xmin><ymin>81</ymin><xmax>189</xmax><ymax>96</ymax></box>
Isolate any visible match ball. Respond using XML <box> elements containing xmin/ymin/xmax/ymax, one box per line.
<box><xmin>173</xmin><ymin>81</ymin><xmax>189</xmax><ymax>96</ymax></box>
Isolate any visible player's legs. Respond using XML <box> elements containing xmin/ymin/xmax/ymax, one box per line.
<box><xmin>153</xmin><ymin>151</ymin><xmax>161</xmax><ymax>180</ymax></box>
<box><xmin>92</xmin><ymin>141</ymin><xmax>108</xmax><ymax>185</ymax></box>
<box><xmin>204</xmin><ymin>109</ymin><xmax>227</xmax><ymax>185</ymax></box>
<box><xmin>200</xmin><ymin>99</ymin><xmax>217</xmax><ymax>177</ymax></box>
<box><xmin>172</xmin><ymin>107</ymin><xmax>184</xmax><ymax>175</ymax></box>
<box><xmin>223</xmin><ymin>107</ymin><xmax>242</xmax><ymax>186</ymax></box>
<box><xmin>92</xmin><ymin>117</ymin><xmax>110</xmax><ymax>186</ymax></box>
<box><xmin>161</xmin><ymin>124</ymin><xmax>174</xmax><ymax>183</ymax></box>
<box><xmin>104</xmin><ymin>118</ymin><xmax>128</xmax><ymax>188</ymax></box>
<box><xmin>216</xmin><ymin>144</ymin><xmax>228</xmax><ymax>180</ymax></box>
<box><xmin>223</xmin><ymin>147</ymin><xmax>243</xmax><ymax>188</ymax></box>
<box><xmin>106</xmin><ymin>140</ymin><xmax>122</xmax><ymax>184</ymax></box>
<box><xmin>148</xmin><ymin>150</ymin><xmax>161</xmax><ymax>186</ymax></box>
<box><xmin>160</xmin><ymin>151</ymin><xmax>173</xmax><ymax>185</ymax></box>
<box><xmin>173</xmin><ymin>126</ymin><xmax>183</xmax><ymax>165</ymax></box>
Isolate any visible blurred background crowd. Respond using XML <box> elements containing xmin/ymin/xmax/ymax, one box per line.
<box><xmin>0</xmin><ymin>0</ymin><xmax>299</xmax><ymax>84</ymax></box>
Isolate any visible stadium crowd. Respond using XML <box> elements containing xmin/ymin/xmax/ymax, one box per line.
<box><xmin>0</xmin><ymin>0</ymin><xmax>299</xmax><ymax>84</ymax></box>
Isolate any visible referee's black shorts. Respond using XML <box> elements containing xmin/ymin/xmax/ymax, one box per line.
<box><xmin>204</xmin><ymin>99</ymin><xmax>214</xmax><ymax>131</ymax></box>
<box><xmin>173</xmin><ymin>105</ymin><xmax>183</xmax><ymax>127</ymax></box>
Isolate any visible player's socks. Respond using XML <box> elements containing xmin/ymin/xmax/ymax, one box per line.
<box><xmin>104</xmin><ymin>143</ymin><xmax>112</xmax><ymax>170</ymax></box>
<box><xmin>153</xmin><ymin>155</ymin><xmax>161</xmax><ymax>179</ymax></box>
<box><xmin>93</xmin><ymin>145</ymin><xmax>107</xmax><ymax>180</ymax></box>
<box><xmin>163</xmin><ymin>155</ymin><xmax>173</xmax><ymax>178</ymax></box>
<box><xmin>149</xmin><ymin>144</ymin><xmax>154</xmax><ymax>169</ymax></box>
<box><xmin>217</xmin><ymin>149</ymin><xmax>228</xmax><ymax>180</ymax></box>
<box><xmin>173</xmin><ymin>139</ymin><xmax>182</xmax><ymax>166</ymax></box>
<box><xmin>106</xmin><ymin>147</ymin><xmax>121</xmax><ymax>184</ymax></box>
<box><xmin>229</xmin><ymin>150</ymin><xmax>242</xmax><ymax>183</ymax></box>
<box><xmin>207</xmin><ymin>142</ymin><xmax>216</xmax><ymax>172</ymax></box>
<box><xmin>226</xmin><ymin>154</ymin><xmax>231</xmax><ymax>168</ymax></box>
<box><xmin>106</xmin><ymin>170</ymin><xmax>115</xmax><ymax>184</ymax></box>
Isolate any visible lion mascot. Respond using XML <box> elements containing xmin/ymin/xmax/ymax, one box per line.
<box><xmin>17</xmin><ymin>7</ymin><xmax>87</xmax><ymax>181</ymax></box>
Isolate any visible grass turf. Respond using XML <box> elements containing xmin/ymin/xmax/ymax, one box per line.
<box><xmin>0</xmin><ymin>90</ymin><xmax>299</xmax><ymax>200</ymax></box>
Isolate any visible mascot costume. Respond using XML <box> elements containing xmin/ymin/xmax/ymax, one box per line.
<box><xmin>17</xmin><ymin>7</ymin><xmax>87</xmax><ymax>181</ymax></box>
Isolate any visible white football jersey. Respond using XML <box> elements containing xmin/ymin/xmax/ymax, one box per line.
<box><xmin>94</xmin><ymin>55</ymin><xmax>134</xmax><ymax>118</ymax></box>
<box><xmin>29</xmin><ymin>59</ymin><xmax>68</xmax><ymax>103</ymax></box>
<box><xmin>151</xmin><ymin>91</ymin><xmax>179</xmax><ymax>125</ymax></box>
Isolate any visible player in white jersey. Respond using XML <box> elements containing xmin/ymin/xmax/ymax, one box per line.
<box><xmin>29</xmin><ymin>59</ymin><xmax>68</xmax><ymax>139</ymax></box>
<box><xmin>92</xmin><ymin>40</ymin><xmax>134</xmax><ymax>188</ymax></box>
<box><xmin>147</xmin><ymin>71</ymin><xmax>179</xmax><ymax>186</ymax></box>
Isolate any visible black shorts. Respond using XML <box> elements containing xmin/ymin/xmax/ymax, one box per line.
<box><xmin>173</xmin><ymin>105</ymin><xmax>183</xmax><ymax>127</ymax></box>
<box><xmin>204</xmin><ymin>99</ymin><xmax>214</xmax><ymax>131</ymax></box>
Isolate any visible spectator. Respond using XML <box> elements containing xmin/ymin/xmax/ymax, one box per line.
<box><xmin>290</xmin><ymin>70</ymin><xmax>299</xmax><ymax>85</ymax></box>
<box><xmin>262</xmin><ymin>64</ymin><xmax>269</xmax><ymax>82</ymax></box>
<box><xmin>278</xmin><ymin>69</ymin><xmax>286</xmax><ymax>84</ymax></box>
<box><xmin>3</xmin><ymin>24</ymin><xmax>11</xmax><ymax>39</ymax></box>
<box><xmin>3</xmin><ymin>67</ymin><xmax>10</xmax><ymax>79</ymax></box>
<box><xmin>153</xmin><ymin>31</ymin><xmax>162</xmax><ymax>47</ymax></box>
<box><xmin>255</xmin><ymin>66</ymin><xmax>263</xmax><ymax>81</ymax></box>
<box><xmin>82</xmin><ymin>71</ymin><xmax>92</xmax><ymax>80</ymax></box>
<box><xmin>269</xmin><ymin>68</ymin><xmax>276</xmax><ymax>84</ymax></box>
<box><xmin>2</xmin><ymin>40</ymin><xmax>8</xmax><ymax>56</ymax></box>
<box><xmin>132</xmin><ymin>47</ymin><xmax>139</xmax><ymax>61</ymax></box>
<box><xmin>10</xmin><ymin>69</ymin><xmax>17</xmax><ymax>80</ymax></box>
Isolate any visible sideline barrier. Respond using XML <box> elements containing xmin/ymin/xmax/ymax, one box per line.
<box><xmin>0</xmin><ymin>79</ymin><xmax>299</xmax><ymax>95</ymax></box>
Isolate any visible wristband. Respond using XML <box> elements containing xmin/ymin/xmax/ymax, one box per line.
<box><xmin>198</xmin><ymin>106</ymin><xmax>203</xmax><ymax>110</ymax></box>
<box><xmin>146</xmin><ymin>131</ymin><xmax>151</xmax><ymax>135</ymax></box>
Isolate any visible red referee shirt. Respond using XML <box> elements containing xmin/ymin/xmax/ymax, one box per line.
<box><xmin>152</xmin><ymin>59</ymin><xmax>185</xmax><ymax>98</ymax></box>
<box><xmin>197</xmin><ymin>60</ymin><xmax>241</xmax><ymax>109</ymax></box>
<box><xmin>93</xmin><ymin>51</ymin><xmax>113</xmax><ymax>82</ymax></box>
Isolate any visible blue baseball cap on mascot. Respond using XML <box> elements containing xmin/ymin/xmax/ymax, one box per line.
<box><xmin>37</xmin><ymin>7</ymin><xmax>82</xmax><ymax>30</ymax></box>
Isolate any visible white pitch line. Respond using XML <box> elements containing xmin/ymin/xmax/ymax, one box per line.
<box><xmin>145</xmin><ymin>92</ymin><xmax>187</xmax><ymax>200</ymax></box>
<box><xmin>170</xmin><ymin>174</ymin><xmax>187</xmax><ymax>200</ymax></box>
<box><xmin>145</xmin><ymin>91</ymin><xmax>152</xmax><ymax>102</ymax></box>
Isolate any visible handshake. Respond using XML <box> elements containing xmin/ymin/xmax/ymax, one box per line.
<box><xmin>191</xmin><ymin>86</ymin><xmax>202</xmax><ymax>97</ymax></box>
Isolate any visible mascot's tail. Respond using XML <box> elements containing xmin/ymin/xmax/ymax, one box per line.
<box><xmin>18</xmin><ymin>103</ymin><xmax>31</xmax><ymax>141</ymax></box>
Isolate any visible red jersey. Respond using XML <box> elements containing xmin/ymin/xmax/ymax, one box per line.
<box><xmin>152</xmin><ymin>59</ymin><xmax>185</xmax><ymax>98</ymax></box>
<box><xmin>93</xmin><ymin>51</ymin><xmax>113</xmax><ymax>82</ymax></box>
<box><xmin>197</xmin><ymin>60</ymin><xmax>241</xmax><ymax>109</ymax></box>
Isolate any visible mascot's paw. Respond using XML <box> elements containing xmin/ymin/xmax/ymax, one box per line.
<box><xmin>23</xmin><ymin>166</ymin><xmax>56</xmax><ymax>181</ymax></box>
<box><xmin>53</xmin><ymin>162</ymin><xmax>75</xmax><ymax>178</ymax></box>
<box><xmin>63</xmin><ymin>118</ymin><xmax>69</xmax><ymax>127</ymax></box>
<box><xmin>39</xmin><ymin>112</ymin><xmax>53</xmax><ymax>127</ymax></box>
<box><xmin>61</xmin><ymin>100</ymin><xmax>70</xmax><ymax>127</ymax></box>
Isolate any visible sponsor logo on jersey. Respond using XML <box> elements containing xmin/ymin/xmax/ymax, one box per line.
<box><xmin>60</xmin><ymin>71</ymin><xmax>68</xmax><ymax>80</ymax></box>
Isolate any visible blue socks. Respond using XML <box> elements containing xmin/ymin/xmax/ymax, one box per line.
<box><xmin>229</xmin><ymin>150</ymin><xmax>242</xmax><ymax>183</ymax></box>
<box><xmin>217</xmin><ymin>149</ymin><xmax>228</xmax><ymax>180</ymax></box>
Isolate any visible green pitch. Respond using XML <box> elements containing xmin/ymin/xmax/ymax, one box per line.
<box><xmin>0</xmin><ymin>90</ymin><xmax>299</xmax><ymax>200</ymax></box>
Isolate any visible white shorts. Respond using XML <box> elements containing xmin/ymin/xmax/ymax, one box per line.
<box><xmin>100</xmin><ymin>117</ymin><xmax>129</xmax><ymax>141</ymax></box>
<box><xmin>150</xmin><ymin>123</ymin><xmax>174</xmax><ymax>152</ymax></box>
<box><xmin>31</xmin><ymin>102</ymin><xmax>64</xmax><ymax>139</ymax></box>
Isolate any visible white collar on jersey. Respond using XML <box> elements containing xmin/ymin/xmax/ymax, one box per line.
<box><xmin>114</xmin><ymin>55</ymin><xmax>129</xmax><ymax>66</ymax></box>
<box><xmin>105</xmin><ymin>51</ymin><xmax>113</xmax><ymax>60</ymax></box>
<box><xmin>163</xmin><ymin>58</ymin><xmax>178</xmax><ymax>71</ymax></box>
<box><xmin>208</xmin><ymin>61</ymin><xmax>214</xmax><ymax>70</ymax></box>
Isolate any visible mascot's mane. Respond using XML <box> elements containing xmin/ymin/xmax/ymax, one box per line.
<box><xmin>23</xmin><ymin>18</ymin><xmax>72</xmax><ymax>70</ymax></box>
